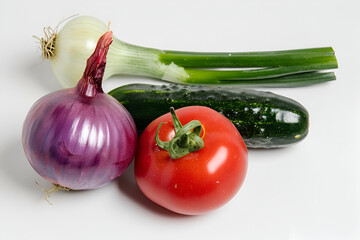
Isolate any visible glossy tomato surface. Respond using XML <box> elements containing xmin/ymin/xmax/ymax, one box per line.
<box><xmin>135</xmin><ymin>106</ymin><xmax>248</xmax><ymax>215</ymax></box>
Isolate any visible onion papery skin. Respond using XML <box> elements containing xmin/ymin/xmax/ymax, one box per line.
<box><xmin>22</xmin><ymin>88</ymin><xmax>137</xmax><ymax>190</ymax></box>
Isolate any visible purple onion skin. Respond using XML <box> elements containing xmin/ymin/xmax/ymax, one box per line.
<box><xmin>22</xmin><ymin>31</ymin><xmax>137</xmax><ymax>190</ymax></box>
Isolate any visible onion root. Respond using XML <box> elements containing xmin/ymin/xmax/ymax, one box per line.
<box><xmin>35</xmin><ymin>181</ymin><xmax>71</xmax><ymax>205</ymax></box>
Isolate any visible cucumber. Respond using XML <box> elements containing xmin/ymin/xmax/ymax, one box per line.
<box><xmin>109</xmin><ymin>84</ymin><xmax>309</xmax><ymax>148</ymax></box>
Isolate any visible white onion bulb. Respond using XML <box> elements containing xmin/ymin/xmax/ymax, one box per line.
<box><xmin>41</xmin><ymin>16</ymin><xmax>187</xmax><ymax>88</ymax></box>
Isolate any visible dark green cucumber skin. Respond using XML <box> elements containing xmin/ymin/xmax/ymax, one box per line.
<box><xmin>109</xmin><ymin>84</ymin><xmax>309</xmax><ymax>148</ymax></box>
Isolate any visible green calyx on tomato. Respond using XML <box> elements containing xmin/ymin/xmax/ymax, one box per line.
<box><xmin>155</xmin><ymin>107</ymin><xmax>204</xmax><ymax>159</ymax></box>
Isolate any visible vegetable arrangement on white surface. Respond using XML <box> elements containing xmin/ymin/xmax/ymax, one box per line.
<box><xmin>22</xmin><ymin>15</ymin><xmax>338</xmax><ymax>214</ymax></box>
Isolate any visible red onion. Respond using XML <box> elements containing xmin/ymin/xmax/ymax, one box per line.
<box><xmin>22</xmin><ymin>31</ymin><xmax>137</xmax><ymax>190</ymax></box>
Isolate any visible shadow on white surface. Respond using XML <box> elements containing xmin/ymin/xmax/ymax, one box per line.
<box><xmin>247</xmin><ymin>141</ymin><xmax>303</xmax><ymax>156</ymax></box>
<box><xmin>0</xmin><ymin>139</ymin><xmax>40</xmax><ymax>193</ymax></box>
<box><xmin>16</xmin><ymin>53</ymin><xmax>61</xmax><ymax>92</ymax></box>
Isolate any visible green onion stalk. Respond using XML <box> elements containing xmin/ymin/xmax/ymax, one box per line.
<box><xmin>36</xmin><ymin>16</ymin><xmax>338</xmax><ymax>88</ymax></box>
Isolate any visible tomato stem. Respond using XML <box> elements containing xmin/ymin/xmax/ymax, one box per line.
<box><xmin>155</xmin><ymin>107</ymin><xmax>204</xmax><ymax>159</ymax></box>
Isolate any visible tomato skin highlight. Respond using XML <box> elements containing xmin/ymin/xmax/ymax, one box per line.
<box><xmin>135</xmin><ymin>106</ymin><xmax>248</xmax><ymax>215</ymax></box>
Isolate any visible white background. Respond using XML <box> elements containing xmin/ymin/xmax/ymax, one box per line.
<box><xmin>0</xmin><ymin>0</ymin><xmax>359</xmax><ymax>239</ymax></box>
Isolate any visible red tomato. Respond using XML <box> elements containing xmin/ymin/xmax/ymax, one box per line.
<box><xmin>134</xmin><ymin>106</ymin><xmax>248</xmax><ymax>215</ymax></box>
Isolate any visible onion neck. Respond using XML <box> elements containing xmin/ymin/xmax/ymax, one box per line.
<box><xmin>76</xmin><ymin>31</ymin><xmax>113</xmax><ymax>98</ymax></box>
